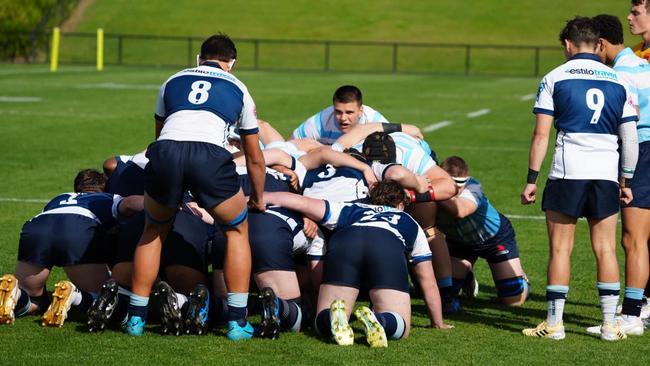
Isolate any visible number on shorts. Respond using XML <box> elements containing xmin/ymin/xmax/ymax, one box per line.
<box><xmin>188</xmin><ymin>80</ymin><xmax>212</xmax><ymax>105</ymax></box>
<box><xmin>585</xmin><ymin>88</ymin><xmax>605</xmax><ymax>124</ymax></box>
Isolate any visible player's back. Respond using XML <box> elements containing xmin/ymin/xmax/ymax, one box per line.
<box><xmin>301</xmin><ymin>165</ymin><xmax>369</xmax><ymax>203</ymax></box>
<box><xmin>41</xmin><ymin>192</ymin><xmax>121</xmax><ymax>227</ymax></box>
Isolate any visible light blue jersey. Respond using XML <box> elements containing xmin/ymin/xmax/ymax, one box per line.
<box><xmin>349</xmin><ymin>132</ymin><xmax>435</xmax><ymax>175</ymax></box>
<box><xmin>613</xmin><ymin>47</ymin><xmax>650</xmax><ymax>143</ymax></box>
<box><xmin>435</xmin><ymin>178</ymin><xmax>501</xmax><ymax>245</ymax></box>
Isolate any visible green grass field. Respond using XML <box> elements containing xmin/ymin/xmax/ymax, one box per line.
<box><xmin>1</xmin><ymin>63</ymin><xmax>650</xmax><ymax>364</ymax></box>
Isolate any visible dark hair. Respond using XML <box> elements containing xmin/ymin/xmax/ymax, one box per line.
<box><xmin>593</xmin><ymin>14</ymin><xmax>624</xmax><ymax>45</ymax></box>
<box><xmin>440</xmin><ymin>156</ymin><xmax>469</xmax><ymax>177</ymax></box>
<box><xmin>632</xmin><ymin>0</ymin><xmax>650</xmax><ymax>12</ymax></box>
<box><xmin>362</xmin><ymin>131</ymin><xmax>396</xmax><ymax>164</ymax></box>
<box><xmin>343</xmin><ymin>148</ymin><xmax>368</xmax><ymax>163</ymax></box>
<box><xmin>368</xmin><ymin>181</ymin><xmax>407</xmax><ymax>208</ymax></box>
<box><xmin>200</xmin><ymin>33</ymin><xmax>237</xmax><ymax>61</ymax></box>
<box><xmin>333</xmin><ymin>85</ymin><xmax>362</xmax><ymax>105</ymax></box>
<box><xmin>74</xmin><ymin>169</ymin><xmax>107</xmax><ymax>193</ymax></box>
<box><xmin>559</xmin><ymin>16</ymin><xmax>599</xmax><ymax>47</ymax></box>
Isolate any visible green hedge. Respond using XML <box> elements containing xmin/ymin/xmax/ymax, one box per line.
<box><xmin>0</xmin><ymin>0</ymin><xmax>78</xmax><ymax>61</ymax></box>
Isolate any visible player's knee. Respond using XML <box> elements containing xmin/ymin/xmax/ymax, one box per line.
<box><xmin>220</xmin><ymin>207</ymin><xmax>248</xmax><ymax>231</ymax></box>
<box><xmin>496</xmin><ymin>276</ymin><xmax>529</xmax><ymax>305</ymax></box>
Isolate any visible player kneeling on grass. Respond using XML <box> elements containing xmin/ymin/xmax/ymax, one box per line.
<box><xmin>0</xmin><ymin>169</ymin><xmax>143</xmax><ymax>327</ymax></box>
<box><xmin>435</xmin><ymin>156</ymin><xmax>529</xmax><ymax>307</ymax></box>
<box><xmin>263</xmin><ymin>181</ymin><xmax>452</xmax><ymax>348</ymax></box>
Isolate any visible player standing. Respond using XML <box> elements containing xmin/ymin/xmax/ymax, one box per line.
<box><xmin>125</xmin><ymin>34</ymin><xmax>266</xmax><ymax>340</ymax></box>
<box><xmin>520</xmin><ymin>17</ymin><xmax>638</xmax><ymax>341</ymax></box>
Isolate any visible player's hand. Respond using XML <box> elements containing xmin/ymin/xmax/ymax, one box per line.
<box><xmin>401</xmin><ymin>124</ymin><xmax>424</xmax><ymax>140</ymax></box>
<box><xmin>416</xmin><ymin>175</ymin><xmax>431</xmax><ymax>193</ymax></box>
<box><xmin>303</xmin><ymin>217</ymin><xmax>318</xmax><ymax>239</ymax></box>
<box><xmin>363</xmin><ymin>168</ymin><xmax>378</xmax><ymax>188</ymax></box>
<box><xmin>520</xmin><ymin>183</ymin><xmax>537</xmax><ymax>205</ymax></box>
<box><xmin>248</xmin><ymin>196</ymin><xmax>266</xmax><ymax>212</ymax></box>
<box><xmin>620</xmin><ymin>187</ymin><xmax>633</xmax><ymax>205</ymax></box>
<box><xmin>433</xmin><ymin>322</ymin><xmax>454</xmax><ymax>330</ymax></box>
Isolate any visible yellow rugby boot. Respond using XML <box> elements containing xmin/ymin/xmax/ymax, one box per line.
<box><xmin>42</xmin><ymin>281</ymin><xmax>75</xmax><ymax>327</ymax></box>
<box><xmin>0</xmin><ymin>274</ymin><xmax>19</xmax><ymax>325</ymax></box>
<box><xmin>330</xmin><ymin>299</ymin><xmax>354</xmax><ymax>346</ymax></box>
<box><xmin>354</xmin><ymin>306</ymin><xmax>388</xmax><ymax>348</ymax></box>
<box><xmin>522</xmin><ymin>320</ymin><xmax>565</xmax><ymax>340</ymax></box>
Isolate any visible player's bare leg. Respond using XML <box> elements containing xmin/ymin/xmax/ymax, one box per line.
<box><xmin>368</xmin><ymin>289</ymin><xmax>411</xmax><ymax>344</ymax></box>
<box><xmin>619</xmin><ymin>207</ymin><xmax>650</xmax><ymax>332</ymax></box>
<box><xmin>489</xmin><ymin>259</ymin><xmax>528</xmax><ymax>306</ymax></box>
<box><xmin>316</xmin><ymin>285</ymin><xmax>359</xmax><ymax>345</ymax></box>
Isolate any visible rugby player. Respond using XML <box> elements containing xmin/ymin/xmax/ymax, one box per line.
<box><xmin>436</xmin><ymin>156</ymin><xmax>528</xmax><ymax>306</ymax></box>
<box><xmin>125</xmin><ymin>33</ymin><xmax>266</xmax><ymax>340</ymax></box>
<box><xmin>0</xmin><ymin>169</ymin><xmax>143</xmax><ymax>327</ymax></box>
<box><xmin>262</xmin><ymin>181</ymin><xmax>452</xmax><ymax>348</ymax></box>
<box><xmin>521</xmin><ymin>17</ymin><xmax>639</xmax><ymax>341</ymax></box>
<box><xmin>629</xmin><ymin>0</ymin><xmax>650</xmax><ymax>61</ymax></box>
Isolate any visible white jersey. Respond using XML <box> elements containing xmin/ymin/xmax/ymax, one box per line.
<box><xmin>613</xmin><ymin>48</ymin><xmax>650</xmax><ymax>143</ymax></box>
<box><xmin>155</xmin><ymin>62</ymin><xmax>258</xmax><ymax>147</ymax></box>
<box><xmin>533</xmin><ymin>53</ymin><xmax>638</xmax><ymax>182</ymax></box>
<box><xmin>292</xmin><ymin>104</ymin><xmax>388</xmax><ymax>144</ymax></box>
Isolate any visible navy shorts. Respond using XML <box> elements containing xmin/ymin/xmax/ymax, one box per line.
<box><xmin>447</xmin><ymin>214</ymin><xmax>520</xmax><ymax>264</ymax></box>
<box><xmin>145</xmin><ymin>140</ymin><xmax>239</xmax><ymax>209</ymax></box>
<box><xmin>112</xmin><ymin>212</ymin><xmax>145</xmax><ymax>265</ymax></box>
<box><xmin>322</xmin><ymin>226</ymin><xmax>410</xmax><ymax>293</ymax></box>
<box><xmin>542</xmin><ymin>179</ymin><xmax>619</xmax><ymax>219</ymax></box>
<box><xmin>628</xmin><ymin>141</ymin><xmax>650</xmax><ymax>209</ymax></box>
<box><xmin>162</xmin><ymin>209</ymin><xmax>211</xmax><ymax>274</ymax></box>
<box><xmin>18</xmin><ymin>214</ymin><xmax>108</xmax><ymax>268</ymax></box>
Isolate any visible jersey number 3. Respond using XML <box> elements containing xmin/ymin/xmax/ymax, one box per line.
<box><xmin>188</xmin><ymin>80</ymin><xmax>212</xmax><ymax>105</ymax></box>
<box><xmin>586</xmin><ymin>88</ymin><xmax>604</xmax><ymax>124</ymax></box>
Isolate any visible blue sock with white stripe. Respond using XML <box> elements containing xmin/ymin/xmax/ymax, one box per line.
<box><xmin>375</xmin><ymin>312</ymin><xmax>406</xmax><ymax>340</ymax></box>
<box><xmin>128</xmin><ymin>294</ymin><xmax>149</xmax><ymax>320</ymax></box>
<box><xmin>597</xmin><ymin>282</ymin><xmax>620</xmax><ymax>324</ymax></box>
<box><xmin>621</xmin><ymin>287</ymin><xmax>644</xmax><ymax>317</ymax></box>
<box><xmin>437</xmin><ymin>276</ymin><xmax>453</xmax><ymax>297</ymax></box>
<box><xmin>227</xmin><ymin>292</ymin><xmax>248</xmax><ymax>326</ymax></box>
<box><xmin>546</xmin><ymin>285</ymin><xmax>568</xmax><ymax>327</ymax></box>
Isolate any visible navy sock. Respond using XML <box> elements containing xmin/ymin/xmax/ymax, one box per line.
<box><xmin>127</xmin><ymin>294</ymin><xmax>149</xmax><ymax>320</ymax></box>
<box><xmin>227</xmin><ymin>292</ymin><xmax>248</xmax><ymax>326</ymax></box>
<box><xmin>450</xmin><ymin>278</ymin><xmax>464</xmax><ymax>297</ymax></box>
<box><xmin>77</xmin><ymin>289</ymin><xmax>95</xmax><ymax>312</ymax></box>
<box><xmin>279</xmin><ymin>298</ymin><xmax>302</xmax><ymax>331</ymax></box>
<box><xmin>15</xmin><ymin>288</ymin><xmax>31</xmax><ymax>317</ymax></box>
<box><xmin>209</xmin><ymin>296</ymin><xmax>228</xmax><ymax>324</ymax></box>
<box><xmin>375</xmin><ymin>312</ymin><xmax>406</xmax><ymax>339</ymax></box>
<box><xmin>30</xmin><ymin>290</ymin><xmax>51</xmax><ymax>314</ymax></box>
<box><xmin>622</xmin><ymin>287</ymin><xmax>644</xmax><ymax>317</ymax></box>
<box><xmin>315</xmin><ymin>309</ymin><xmax>332</xmax><ymax>337</ymax></box>
<box><xmin>645</xmin><ymin>281</ymin><xmax>650</xmax><ymax>298</ymax></box>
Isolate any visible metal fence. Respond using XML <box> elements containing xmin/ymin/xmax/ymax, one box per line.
<box><xmin>3</xmin><ymin>31</ymin><xmax>563</xmax><ymax>76</ymax></box>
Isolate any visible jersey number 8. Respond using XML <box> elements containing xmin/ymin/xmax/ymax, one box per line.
<box><xmin>586</xmin><ymin>88</ymin><xmax>605</xmax><ymax>125</ymax></box>
<box><xmin>188</xmin><ymin>80</ymin><xmax>212</xmax><ymax>105</ymax></box>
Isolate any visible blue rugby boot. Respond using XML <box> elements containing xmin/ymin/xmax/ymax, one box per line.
<box><xmin>124</xmin><ymin>315</ymin><xmax>145</xmax><ymax>336</ymax></box>
<box><xmin>227</xmin><ymin>320</ymin><xmax>254</xmax><ymax>341</ymax></box>
<box><xmin>184</xmin><ymin>284</ymin><xmax>210</xmax><ymax>335</ymax></box>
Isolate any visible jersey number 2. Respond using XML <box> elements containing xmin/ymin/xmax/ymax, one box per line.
<box><xmin>188</xmin><ymin>80</ymin><xmax>212</xmax><ymax>105</ymax></box>
<box><xmin>586</xmin><ymin>88</ymin><xmax>604</xmax><ymax>124</ymax></box>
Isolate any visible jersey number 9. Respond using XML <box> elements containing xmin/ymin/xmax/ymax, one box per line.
<box><xmin>586</xmin><ymin>88</ymin><xmax>604</xmax><ymax>125</ymax></box>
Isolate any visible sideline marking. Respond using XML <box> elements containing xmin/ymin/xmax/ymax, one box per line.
<box><xmin>520</xmin><ymin>94</ymin><xmax>535</xmax><ymax>101</ymax></box>
<box><xmin>507</xmin><ymin>214</ymin><xmax>545</xmax><ymax>221</ymax></box>
<box><xmin>0</xmin><ymin>197</ymin><xmax>48</xmax><ymax>204</ymax></box>
<box><xmin>0</xmin><ymin>96</ymin><xmax>42</xmax><ymax>102</ymax></box>
<box><xmin>467</xmin><ymin>108</ymin><xmax>490</xmax><ymax>118</ymax></box>
<box><xmin>76</xmin><ymin>82</ymin><xmax>159</xmax><ymax>90</ymax></box>
<box><xmin>423</xmin><ymin>121</ymin><xmax>453</xmax><ymax>132</ymax></box>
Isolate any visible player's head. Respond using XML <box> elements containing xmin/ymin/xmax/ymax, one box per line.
<box><xmin>559</xmin><ymin>17</ymin><xmax>600</xmax><ymax>59</ymax></box>
<box><xmin>362</xmin><ymin>131</ymin><xmax>396</xmax><ymax>164</ymax></box>
<box><xmin>332</xmin><ymin>85</ymin><xmax>363</xmax><ymax>133</ymax></box>
<box><xmin>440</xmin><ymin>156</ymin><xmax>470</xmax><ymax>189</ymax></box>
<box><xmin>629</xmin><ymin>0</ymin><xmax>650</xmax><ymax>36</ymax></box>
<box><xmin>368</xmin><ymin>181</ymin><xmax>407</xmax><ymax>209</ymax></box>
<box><xmin>593</xmin><ymin>14</ymin><xmax>625</xmax><ymax>65</ymax></box>
<box><xmin>343</xmin><ymin>148</ymin><xmax>368</xmax><ymax>163</ymax></box>
<box><xmin>74</xmin><ymin>169</ymin><xmax>107</xmax><ymax>193</ymax></box>
<box><xmin>199</xmin><ymin>34</ymin><xmax>237</xmax><ymax>72</ymax></box>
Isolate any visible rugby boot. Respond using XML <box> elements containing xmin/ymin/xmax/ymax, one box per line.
<box><xmin>42</xmin><ymin>281</ymin><xmax>75</xmax><ymax>327</ymax></box>
<box><xmin>124</xmin><ymin>315</ymin><xmax>145</xmax><ymax>336</ymax></box>
<box><xmin>600</xmin><ymin>321</ymin><xmax>627</xmax><ymax>341</ymax></box>
<box><xmin>87</xmin><ymin>279</ymin><xmax>119</xmax><ymax>332</ymax></box>
<box><xmin>461</xmin><ymin>271</ymin><xmax>479</xmax><ymax>299</ymax></box>
<box><xmin>354</xmin><ymin>306</ymin><xmax>387</xmax><ymax>348</ymax></box>
<box><xmin>330</xmin><ymin>299</ymin><xmax>354</xmax><ymax>346</ymax></box>
<box><xmin>226</xmin><ymin>320</ymin><xmax>254</xmax><ymax>341</ymax></box>
<box><xmin>256</xmin><ymin>287</ymin><xmax>281</xmax><ymax>339</ymax></box>
<box><xmin>587</xmin><ymin>315</ymin><xmax>643</xmax><ymax>336</ymax></box>
<box><xmin>0</xmin><ymin>274</ymin><xmax>19</xmax><ymax>325</ymax></box>
<box><xmin>153</xmin><ymin>281</ymin><xmax>183</xmax><ymax>336</ymax></box>
<box><xmin>522</xmin><ymin>320</ymin><xmax>565</xmax><ymax>340</ymax></box>
<box><xmin>442</xmin><ymin>295</ymin><xmax>462</xmax><ymax>315</ymax></box>
<box><xmin>184</xmin><ymin>284</ymin><xmax>210</xmax><ymax>335</ymax></box>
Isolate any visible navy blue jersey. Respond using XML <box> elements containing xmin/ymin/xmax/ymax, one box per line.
<box><xmin>236</xmin><ymin>167</ymin><xmax>292</xmax><ymax>196</ymax></box>
<box><xmin>105</xmin><ymin>161</ymin><xmax>145</xmax><ymax>196</ymax></box>
<box><xmin>41</xmin><ymin>192</ymin><xmax>123</xmax><ymax>228</ymax></box>
<box><xmin>300</xmin><ymin>165</ymin><xmax>369</xmax><ymax>203</ymax></box>
<box><xmin>321</xmin><ymin>201</ymin><xmax>431</xmax><ymax>263</ymax></box>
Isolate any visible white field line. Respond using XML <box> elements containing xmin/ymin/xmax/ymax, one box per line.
<box><xmin>506</xmin><ymin>214</ymin><xmax>545</xmax><ymax>220</ymax></box>
<box><xmin>467</xmin><ymin>108</ymin><xmax>490</xmax><ymax>118</ymax></box>
<box><xmin>423</xmin><ymin>121</ymin><xmax>453</xmax><ymax>132</ymax></box>
<box><xmin>0</xmin><ymin>197</ymin><xmax>48</xmax><ymax>204</ymax></box>
<box><xmin>519</xmin><ymin>94</ymin><xmax>536</xmax><ymax>101</ymax></box>
<box><xmin>0</xmin><ymin>109</ymin><xmax>121</xmax><ymax>120</ymax></box>
<box><xmin>76</xmin><ymin>83</ymin><xmax>159</xmax><ymax>90</ymax></box>
<box><xmin>0</xmin><ymin>96</ymin><xmax>42</xmax><ymax>102</ymax></box>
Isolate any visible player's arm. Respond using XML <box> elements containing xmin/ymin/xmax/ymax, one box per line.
<box><xmin>241</xmin><ymin>133</ymin><xmax>266</xmax><ymax>211</ymax></box>
<box><xmin>117</xmin><ymin>195</ymin><xmax>145</xmax><ymax>217</ymax></box>
<box><xmin>298</xmin><ymin>146</ymin><xmax>377</xmax><ymax>186</ymax></box>
<box><xmin>521</xmin><ymin>113</ymin><xmax>553</xmax><ymax>205</ymax></box>
<box><xmin>233</xmin><ymin>148</ymin><xmax>293</xmax><ymax>168</ymax></box>
<box><xmin>422</xmin><ymin>165</ymin><xmax>458</xmax><ymax>201</ymax></box>
<box><xmin>258</xmin><ymin>119</ymin><xmax>286</xmax><ymax>146</ymax></box>
<box><xmin>617</xmin><ymin>84</ymin><xmax>640</xmax><ymax>204</ymax></box>
<box><xmin>154</xmin><ymin>82</ymin><xmax>167</xmax><ymax>140</ymax></box>
<box><xmin>263</xmin><ymin>192</ymin><xmax>327</xmax><ymax>221</ymax></box>
<box><xmin>383</xmin><ymin>164</ymin><xmax>430</xmax><ymax>193</ymax></box>
<box><xmin>154</xmin><ymin>117</ymin><xmax>164</xmax><ymax>140</ymax></box>
<box><xmin>412</xmin><ymin>260</ymin><xmax>451</xmax><ymax>329</ymax></box>
<box><xmin>437</xmin><ymin>195</ymin><xmax>478</xmax><ymax>219</ymax></box>
<box><xmin>333</xmin><ymin>123</ymin><xmax>422</xmax><ymax>150</ymax></box>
